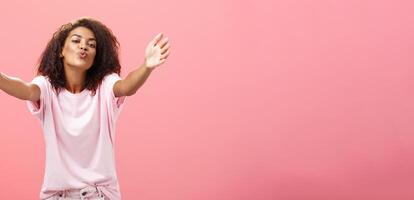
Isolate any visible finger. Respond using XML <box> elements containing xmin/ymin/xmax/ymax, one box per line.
<box><xmin>159</xmin><ymin>59</ymin><xmax>167</xmax><ymax>65</ymax></box>
<box><xmin>161</xmin><ymin>43</ymin><xmax>170</xmax><ymax>54</ymax></box>
<box><xmin>152</xmin><ymin>33</ymin><xmax>164</xmax><ymax>46</ymax></box>
<box><xmin>160</xmin><ymin>50</ymin><xmax>170</xmax><ymax>59</ymax></box>
<box><xmin>159</xmin><ymin>37</ymin><xmax>169</xmax><ymax>48</ymax></box>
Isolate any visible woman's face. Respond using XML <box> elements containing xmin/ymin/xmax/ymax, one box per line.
<box><xmin>61</xmin><ymin>26</ymin><xmax>97</xmax><ymax>71</ymax></box>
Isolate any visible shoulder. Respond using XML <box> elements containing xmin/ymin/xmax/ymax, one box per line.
<box><xmin>31</xmin><ymin>75</ymin><xmax>51</xmax><ymax>89</ymax></box>
<box><xmin>102</xmin><ymin>73</ymin><xmax>121</xmax><ymax>87</ymax></box>
<box><xmin>31</xmin><ymin>75</ymin><xmax>47</xmax><ymax>83</ymax></box>
<box><xmin>103</xmin><ymin>73</ymin><xmax>121</xmax><ymax>81</ymax></box>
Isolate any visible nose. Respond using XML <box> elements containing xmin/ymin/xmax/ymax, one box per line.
<box><xmin>79</xmin><ymin>43</ymin><xmax>88</xmax><ymax>51</ymax></box>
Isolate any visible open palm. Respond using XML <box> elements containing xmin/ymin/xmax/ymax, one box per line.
<box><xmin>145</xmin><ymin>33</ymin><xmax>171</xmax><ymax>68</ymax></box>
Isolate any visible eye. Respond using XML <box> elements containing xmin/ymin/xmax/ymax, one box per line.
<box><xmin>88</xmin><ymin>43</ymin><xmax>96</xmax><ymax>48</ymax></box>
<box><xmin>71</xmin><ymin>40</ymin><xmax>80</xmax><ymax>43</ymax></box>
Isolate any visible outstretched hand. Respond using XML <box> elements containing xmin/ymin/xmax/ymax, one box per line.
<box><xmin>144</xmin><ymin>33</ymin><xmax>171</xmax><ymax>69</ymax></box>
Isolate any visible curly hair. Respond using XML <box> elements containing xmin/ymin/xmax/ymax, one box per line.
<box><xmin>37</xmin><ymin>17</ymin><xmax>121</xmax><ymax>95</ymax></box>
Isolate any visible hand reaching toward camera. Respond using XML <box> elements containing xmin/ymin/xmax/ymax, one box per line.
<box><xmin>144</xmin><ymin>33</ymin><xmax>171</xmax><ymax>69</ymax></box>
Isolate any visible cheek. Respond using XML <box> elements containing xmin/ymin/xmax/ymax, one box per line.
<box><xmin>90</xmin><ymin>52</ymin><xmax>97</xmax><ymax>61</ymax></box>
<box><xmin>69</xmin><ymin>44</ymin><xmax>78</xmax><ymax>53</ymax></box>
<box><xmin>62</xmin><ymin>44</ymin><xmax>76</xmax><ymax>56</ymax></box>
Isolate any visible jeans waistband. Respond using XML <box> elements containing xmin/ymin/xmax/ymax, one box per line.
<box><xmin>57</xmin><ymin>185</ymin><xmax>106</xmax><ymax>199</ymax></box>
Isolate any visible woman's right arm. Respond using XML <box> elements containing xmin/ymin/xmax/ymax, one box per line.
<box><xmin>0</xmin><ymin>72</ymin><xmax>40</xmax><ymax>101</ymax></box>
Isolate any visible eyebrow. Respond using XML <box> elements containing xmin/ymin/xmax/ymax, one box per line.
<box><xmin>70</xmin><ymin>34</ymin><xmax>96</xmax><ymax>41</ymax></box>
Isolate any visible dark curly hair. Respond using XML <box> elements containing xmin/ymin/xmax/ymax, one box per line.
<box><xmin>37</xmin><ymin>17</ymin><xmax>121</xmax><ymax>95</ymax></box>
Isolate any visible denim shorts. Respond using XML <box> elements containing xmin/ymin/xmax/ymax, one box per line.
<box><xmin>45</xmin><ymin>185</ymin><xmax>107</xmax><ymax>200</ymax></box>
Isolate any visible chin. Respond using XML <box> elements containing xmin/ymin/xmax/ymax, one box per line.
<box><xmin>72</xmin><ymin>62</ymin><xmax>93</xmax><ymax>70</ymax></box>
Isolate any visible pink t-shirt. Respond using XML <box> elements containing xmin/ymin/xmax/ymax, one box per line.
<box><xmin>26</xmin><ymin>73</ymin><xmax>126</xmax><ymax>200</ymax></box>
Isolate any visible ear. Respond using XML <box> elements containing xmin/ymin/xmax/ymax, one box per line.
<box><xmin>59</xmin><ymin>52</ymin><xmax>63</xmax><ymax>58</ymax></box>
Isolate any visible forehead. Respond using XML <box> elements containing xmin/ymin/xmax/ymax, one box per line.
<box><xmin>68</xmin><ymin>26</ymin><xmax>95</xmax><ymax>39</ymax></box>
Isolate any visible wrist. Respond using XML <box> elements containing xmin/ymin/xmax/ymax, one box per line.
<box><xmin>141</xmin><ymin>62</ymin><xmax>155</xmax><ymax>72</ymax></box>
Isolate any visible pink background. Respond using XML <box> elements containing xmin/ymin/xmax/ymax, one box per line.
<box><xmin>0</xmin><ymin>0</ymin><xmax>413</xmax><ymax>199</ymax></box>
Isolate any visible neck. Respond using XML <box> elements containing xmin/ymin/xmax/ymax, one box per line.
<box><xmin>64</xmin><ymin>66</ymin><xmax>86</xmax><ymax>94</ymax></box>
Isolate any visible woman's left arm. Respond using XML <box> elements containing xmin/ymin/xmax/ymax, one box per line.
<box><xmin>114</xmin><ymin>33</ymin><xmax>170</xmax><ymax>97</ymax></box>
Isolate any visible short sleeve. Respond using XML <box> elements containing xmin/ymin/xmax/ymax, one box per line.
<box><xmin>102</xmin><ymin>73</ymin><xmax>127</xmax><ymax>118</ymax></box>
<box><xmin>26</xmin><ymin>76</ymin><xmax>50</xmax><ymax>121</ymax></box>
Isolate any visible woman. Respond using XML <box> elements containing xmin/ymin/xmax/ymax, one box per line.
<box><xmin>0</xmin><ymin>17</ymin><xmax>171</xmax><ymax>200</ymax></box>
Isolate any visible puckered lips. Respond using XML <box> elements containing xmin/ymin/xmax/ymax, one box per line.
<box><xmin>78</xmin><ymin>50</ymin><xmax>87</xmax><ymax>59</ymax></box>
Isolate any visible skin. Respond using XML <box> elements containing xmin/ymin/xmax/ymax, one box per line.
<box><xmin>61</xmin><ymin>26</ymin><xmax>97</xmax><ymax>94</ymax></box>
<box><xmin>0</xmin><ymin>27</ymin><xmax>171</xmax><ymax>101</ymax></box>
<box><xmin>114</xmin><ymin>32</ymin><xmax>170</xmax><ymax>97</ymax></box>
